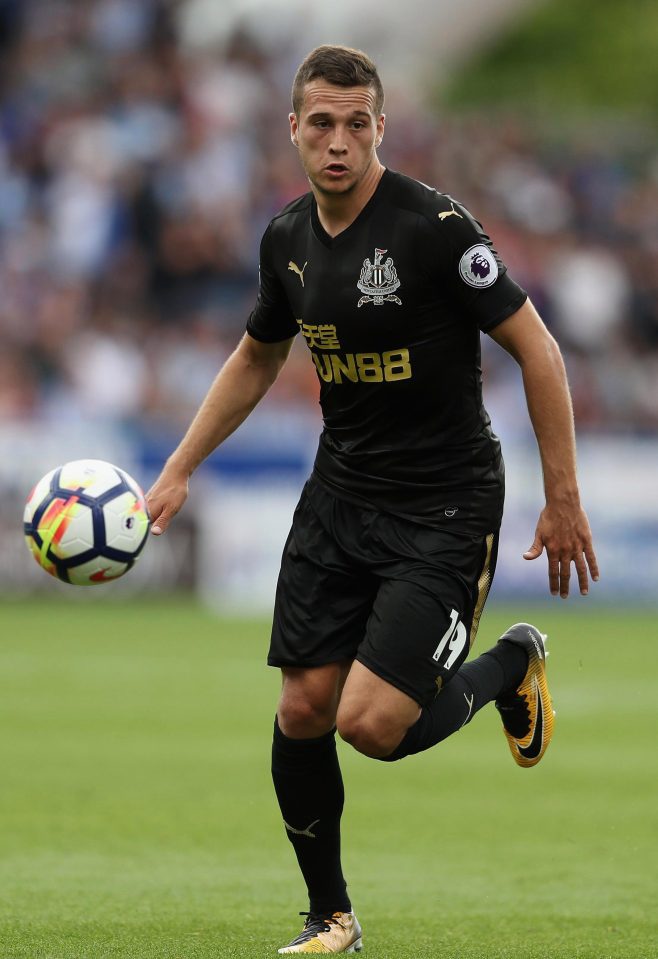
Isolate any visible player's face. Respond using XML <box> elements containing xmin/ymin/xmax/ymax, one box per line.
<box><xmin>290</xmin><ymin>80</ymin><xmax>385</xmax><ymax>197</ymax></box>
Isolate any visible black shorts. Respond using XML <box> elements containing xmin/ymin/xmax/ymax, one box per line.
<box><xmin>268</xmin><ymin>478</ymin><xmax>499</xmax><ymax>708</ymax></box>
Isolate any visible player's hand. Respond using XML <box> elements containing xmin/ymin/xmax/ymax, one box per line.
<box><xmin>146</xmin><ymin>468</ymin><xmax>190</xmax><ymax>535</ymax></box>
<box><xmin>524</xmin><ymin>501</ymin><xmax>599</xmax><ymax>598</ymax></box>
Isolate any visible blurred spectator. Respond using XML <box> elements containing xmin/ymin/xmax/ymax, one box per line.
<box><xmin>1</xmin><ymin>0</ymin><xmax>657</xmax><ymax>438</ymax></box>
<box><xmin>548</xmin><ymin>243</ymin><xmax>631</xmax><ymax>353</ymax></box>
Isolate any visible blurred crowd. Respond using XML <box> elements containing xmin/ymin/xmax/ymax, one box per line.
<box><xmin>1</xmin><ymin>0</ymin><xmax>657</xmax><ymax>438</ymax></box>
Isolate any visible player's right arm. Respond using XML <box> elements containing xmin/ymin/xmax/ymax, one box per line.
<box><xmin>147</xmin><ymin>332</ymin><xmax>294</xmax><ymax>534</ymax></box>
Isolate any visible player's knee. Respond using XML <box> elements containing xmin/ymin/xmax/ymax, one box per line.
<box><xmin>336</xmin><ymin>713</ymin><xmax>402</xmax><ymax>759</ymax></box>
<box><xmin>277</xmin><ymin>696</ymin><xmax>336</xmax><ymax>739</ymax></box>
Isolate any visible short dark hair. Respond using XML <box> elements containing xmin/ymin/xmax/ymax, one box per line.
<box><xmin>291</xmin><ymin>45</ymin><xmax>384</xmax><ymax>117</ymax></box>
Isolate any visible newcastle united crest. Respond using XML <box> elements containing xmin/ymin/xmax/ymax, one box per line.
<box><xmin>357</xmin><ymin>248</ymin><xmax>402</xmax><ymax>308</ymax></box>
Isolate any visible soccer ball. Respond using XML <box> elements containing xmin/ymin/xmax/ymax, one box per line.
<box><xmin>24</xmin><ymin>459</ymin><xmax>151</xmax><ymax>586</ymax></box>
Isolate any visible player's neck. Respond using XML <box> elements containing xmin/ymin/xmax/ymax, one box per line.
<box><xmin>314</xmin><ymin>161</ymin><xmax>385</xmax><ymax>238</ymax></box>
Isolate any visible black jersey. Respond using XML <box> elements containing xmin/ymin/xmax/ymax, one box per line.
<box><xmin>246</xmin><ymin>169</ymin><xmax>527</xmax><ymax>534</ymax></box>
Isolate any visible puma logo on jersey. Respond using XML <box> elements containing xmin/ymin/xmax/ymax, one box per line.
<box><xmin>288</xmin><ymin>260</ymin><xmax>308</xmax><ymax>286</ymax></box>
<box><xmin>438</xmin><ymin>202</ymin><xmax>463</xmax><ymax>221</ymax></box>
<box><xmin>284</xmin><ymin>818</ymin><xmax>319</xmax><ymax>838</ymax></box>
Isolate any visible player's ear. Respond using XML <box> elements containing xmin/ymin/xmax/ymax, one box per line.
<box><xmin>375</xmin><ymin>114</ymin><xmax>385</xmax><ymax>148</ymax></box>
<box><xmin>289</xmin><ymin>112</ymin><xmax>299</xmax><ymax>147</ymax></box>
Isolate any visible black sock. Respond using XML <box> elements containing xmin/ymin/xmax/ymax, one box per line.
<box><xmin>271</xmin><ymin>717</ymin><xmax>351</xmax><ymax>914</ymax></box>
<box><xmin>382</xmin><ymin>641</ymin><xmax>528</xmax><ymax>762</ymax></box>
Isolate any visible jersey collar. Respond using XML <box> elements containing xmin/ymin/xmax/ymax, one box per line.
<box><xmin>310</xmin><ymin>168</ymin><xmax>391</xmax><ymax>249</ymax></box>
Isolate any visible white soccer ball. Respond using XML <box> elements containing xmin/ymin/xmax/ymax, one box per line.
<box><xmin>23</xmin><ymin>459</ymin><xmax>151</xmax><ymax>586</ymax></box>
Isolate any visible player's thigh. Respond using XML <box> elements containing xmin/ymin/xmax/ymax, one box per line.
<box><xmin>267</xmin><ymin>484</ymin><xmax>378</xmax><ymax>669</ymax></box>
<box><xmin>357</xmin><ymin>531</ymin><xmax>499</xmax><ymax>708</ymax></box>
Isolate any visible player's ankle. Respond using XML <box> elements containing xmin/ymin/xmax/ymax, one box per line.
<box><xmin>487</xmin><ymin>643</ymin><xmax>529</xmax><ymax>696</ymax></box>
<box><xmin>309</xmin><ymin>898</ymin><xmax>352</xmax><ymax>915</ymax></box>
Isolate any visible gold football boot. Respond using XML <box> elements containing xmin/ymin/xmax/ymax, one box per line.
<box><xmin>278</xmin><ymin>911</ymin><xmax>362</xmax><ymax>954</ymax></box>
<box><xmin>495</xmin><ymin>623</ymin><xmax>555</xmax><ymax>768</ymax></box>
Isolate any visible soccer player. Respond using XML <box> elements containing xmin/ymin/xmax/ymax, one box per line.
<box><xmin>147</xmin><ymin>45</ymin><xmax>599</xmax><ymax>954</ymax></box>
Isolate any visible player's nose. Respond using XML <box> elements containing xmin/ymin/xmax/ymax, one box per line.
<box><xmin>328</xmin><ymin>126</ymin><xmax>349</xmax><ymax>152</ymax></box>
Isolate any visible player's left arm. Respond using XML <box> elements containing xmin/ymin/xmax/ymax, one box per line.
<box><xmin>489</xmin><ymin>298</ymin><xmax>599</xmax><ymax>598</ymax></box>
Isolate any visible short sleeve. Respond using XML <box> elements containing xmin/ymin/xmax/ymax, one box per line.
<box><xmin>246</xmin><ymin>224</ymin><xmax>299</xmax><ymax>343</ymax></box>
<box><xmin>433</xmin><ymin>197</ymin><xmax>527</xmax><ymax>333</ymax></box>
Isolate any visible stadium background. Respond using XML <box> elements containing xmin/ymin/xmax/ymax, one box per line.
<box><xmin>1</xmin><ymin>0</ymin><xmax>657</xmax><ymax>606</ymax></box>
<box><xmin>1</xmin><ymin>3</ymin><xmax>658</xmax><ymax>957</ymax></box>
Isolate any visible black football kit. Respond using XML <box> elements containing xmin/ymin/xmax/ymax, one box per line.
<box><xmin>246</xmin><ymin>168</ymin><xmax>528</xmax><ymax>704</ymax></box>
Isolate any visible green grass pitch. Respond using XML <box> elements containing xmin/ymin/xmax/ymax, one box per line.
<box><xmin>0</xmin><ymin>597</ymin><xmax>656</xmax><ymax>958</ymax></box>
